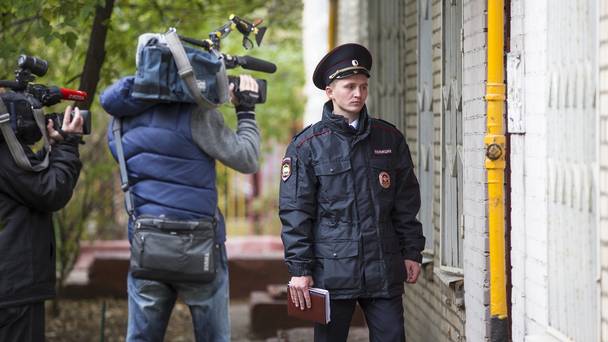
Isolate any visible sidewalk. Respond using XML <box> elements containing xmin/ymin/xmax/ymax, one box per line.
<box><xmin>231</xmin><ymin>300</ymin><xmax>369</xmax><ymax>342</ymax></box>
<box><xmin>46</xmin><ymin>298</ymin><xmax>368</xmax><ymax>341</ymax></box>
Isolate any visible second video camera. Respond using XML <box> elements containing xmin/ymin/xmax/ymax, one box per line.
<box><xmin>0</xmin><ymin>55</ymin><xmax>92</xmax><ymax>143</ymax></box>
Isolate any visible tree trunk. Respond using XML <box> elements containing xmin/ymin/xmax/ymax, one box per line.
<box><xmin>50</xmin><ymin>0</ymin><xmax>115</xmax><ymax>318</ymax></box>
<box><xmin>76</xmin><ymin>0</ymin><xmax>115</xmax><ymax>109</ymax></box>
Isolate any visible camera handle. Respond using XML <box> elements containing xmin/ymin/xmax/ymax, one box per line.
<box><xmin>0</xmin><ymin>96</ymin><xmax>51</xmax><ymax>172</ymax></box>
<box><xmin>165</xmin><ymin>28</ymin><xmax>229</xmax><ymax>109</ymax></box>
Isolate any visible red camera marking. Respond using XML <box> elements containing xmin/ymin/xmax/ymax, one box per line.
<box><xmin>59</xmin><ymin>88</ymin><xmax>88</xmax><ymax>101</ymax></box>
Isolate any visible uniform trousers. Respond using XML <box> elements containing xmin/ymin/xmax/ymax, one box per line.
<box><xmin>0</xmin><ymin>302</ymin><xmax>45</xmax><ymax>342</ymax></box>
<box><xmin>314</xmin><ymin>295</ymin><xmax>406</xmax><ymax>342</ymax></box>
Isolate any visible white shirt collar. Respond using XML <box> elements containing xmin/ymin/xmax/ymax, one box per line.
<box><xmin>350</xmin><ymin>119</ymin><xmax>359</xmax><ymax>129</ymax></box>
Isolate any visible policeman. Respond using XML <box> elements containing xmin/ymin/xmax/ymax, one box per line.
<box><xmin>280</xmin><ymin>43</ymin><xmax>425</xmax><ymax>342</ymax></box>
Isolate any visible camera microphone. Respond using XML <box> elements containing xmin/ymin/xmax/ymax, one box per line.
<box><xmin>234</xmin><ymin>56</ymin><xmax>277</xmax><ymax>73</ymax></box>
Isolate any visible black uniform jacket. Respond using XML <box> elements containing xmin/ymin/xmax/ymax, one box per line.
<box><xmin>280</xmin><ymin>102</ymin><xmax>425</xmax><ymax>299</ymax></box>
<box><xmin>0</xmin><ymin>140</ymin><xmax>81</xmax><ymax>308</ymax></box>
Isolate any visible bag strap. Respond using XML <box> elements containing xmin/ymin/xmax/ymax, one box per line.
<box><xmin>111</xmin><ymin>118</ymin><xmax>135</xmax><ymax>218</ymax></box>
<box><xmin>164</xmin><ymin>28</ymin><xmax>218</xmax><ymax>110</ymax></box>
<box><xmin>0</xmin><ymin>96</ymin><xmax>51</xmax><ymax>172</ymax></box>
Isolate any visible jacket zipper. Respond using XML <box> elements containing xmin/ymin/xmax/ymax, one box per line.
<box><xmin>348</xmin><ymin>137</ymin><xmax>365</xmax><ymax>289</ymax></box>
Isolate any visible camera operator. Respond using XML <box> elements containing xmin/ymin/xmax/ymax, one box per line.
<box><xmin>101</xmin><ymin>65</ymin><xmax>260</xmax><ymax>340</ymax></box>
<box><xmin>0</xmin><ymin>105</ymin><xmax>83</xmax><ymax>341</ymax></box>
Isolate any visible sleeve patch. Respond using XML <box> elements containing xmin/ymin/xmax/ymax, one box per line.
<box><xmin>281</xmin><ymin>157</ymin><xmax>292</xmax><ymax>182</ymax></box>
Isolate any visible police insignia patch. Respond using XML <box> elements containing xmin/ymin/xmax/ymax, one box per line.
<box><xmin>281</xmin><ymin>157</ymin><xmax>292</xmax><ymax>182</ymax></box>
<box><xmin>379</xmin><ymin>171</ymin><xmax>391</xmax><ymax>189</ymax></box>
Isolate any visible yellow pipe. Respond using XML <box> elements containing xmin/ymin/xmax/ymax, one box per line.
<box><xmin>486</xmin><ymin>0</ymin><xmax>508</xmax><ymax>324</ymax></box>
<box><xmin>328</xmin><ymin>0</ymin><xmax>338</xmax><ymax>50</ymax></box>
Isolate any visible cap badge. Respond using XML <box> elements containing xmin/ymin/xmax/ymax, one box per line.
<box><xmin>379</xmin><ymin>171</ymin><xmax>391</xmax><ymax>189</ymax></box>
<box><xmin>352</xmin><ymin>59</ymin><xmax>359</xmax><ymax>66</ymax></box>
<box><xmin>281</xmin><ymin>157</ymin><xmax>292</xmax><ymax>182</ymax></box>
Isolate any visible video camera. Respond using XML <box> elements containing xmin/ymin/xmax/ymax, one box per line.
<box><xmin>0</xmin><ymin>55</ymin><xmax>91</xmax><ymax>145</ymax></box>
<box><xmin>132</xmin><ymin>15</ymin><xmax>276</xmax><ymax>107</ymax></box>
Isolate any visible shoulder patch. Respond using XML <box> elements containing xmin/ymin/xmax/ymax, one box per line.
<box><xmin>281</xmin><ymin>157</ymin><xmax>292</xmax><ymax>182</ymax></box>
<box><xmin>291</xmin><ymin>124</ymin><xmax>313</xmax><ymax>141</ymax></box>
<box><xmin>297</xmin><ymin>129</ymin><xmax>331</xmax><ymax>147</ymax></box>
<box><xmin>371</xmin><ymin>118</ymin><xmax>403</xmax><ymax>137</ymax></box>
<box><xmin>375</xmin><ymin>118</ymin><xmax>396</xmax><ymax>128</ymax></box>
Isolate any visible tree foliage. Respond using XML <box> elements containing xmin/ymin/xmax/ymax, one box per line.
<box><xmin>0</xmin><ymin>0</ymin><xmax>304</xmax><ymax>295</ymax></box>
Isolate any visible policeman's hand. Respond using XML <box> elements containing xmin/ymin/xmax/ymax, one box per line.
<box><xmin>288</xmin><ymin>276</ymin><xmax>314</xmax><ymax>310</ymax></box>
<box><xmin>404</xmin><ymin>260</ymin><xmax>421</xmax><ymax>283</ymax></box>
<box><xmin>229</xmin><ymin>75</ymin><xmax>259</xmax><ymax>110</ymax></box>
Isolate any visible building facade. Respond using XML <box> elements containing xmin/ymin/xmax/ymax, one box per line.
<box><xmin>509</xmin><ymin>0</ymin><xmax>599</xmax><ymax>340</ymax></box>
<box><xmin>303</xmin><ymin>0</ymin><xmax>607</xmax><ymax>341</ymax></box>
<box><xmin>599</xmin><ymin>0</ymin><xmax>608</xmax><ymax>339</ymax></box>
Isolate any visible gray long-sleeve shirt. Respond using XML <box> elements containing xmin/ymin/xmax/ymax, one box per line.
<box><xmin>191</xmin><ymin>108</ymin><xmax>260</xmax><ymax>174</ymax></box>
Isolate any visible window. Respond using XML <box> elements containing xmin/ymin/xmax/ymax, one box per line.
<box><xmin>417</xmin><ymin>0</ymin><xmax>434</xmax><ymax>253</ymax></box>
<box><xmin>440</xmin><ymin>0</ymin><xmax>463</xmax><ymax>271</ymax></box>
<box><xmin>365</xmin><ymin>0</ymin><xmax>406</xmax><ymax>127</ymax></box>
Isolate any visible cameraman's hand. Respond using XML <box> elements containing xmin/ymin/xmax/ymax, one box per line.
<box><xmin>230</xmin><ymin>75</ymin><xmax>259</xmax><ymax>111</ymax></box>
<box><xmin>46</xmin><ymin>106</ymin><xmax>83</xmax><ymax>144</ymax></box>
<box><xmin>62</xmin><ymin>106</ymin><xmax>84</xmax><ymax>134</ymax></box>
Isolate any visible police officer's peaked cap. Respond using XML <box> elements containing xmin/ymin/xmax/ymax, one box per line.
<box><xmin>313</xmin><ymin>43</ymin><xmax>372</xmax><ymax>89</ymax></box>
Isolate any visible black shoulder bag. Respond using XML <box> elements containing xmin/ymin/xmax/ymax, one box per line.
<box><xmin>112</xmin><ymin>118</ymin><xmax>218</xmax><ymax>283</ymax></box>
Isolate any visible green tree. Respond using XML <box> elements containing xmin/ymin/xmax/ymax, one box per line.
<box><xmin>0</xmin><ymin>0</ymin><xmax>304</xmax><ymax>310</ymax></box>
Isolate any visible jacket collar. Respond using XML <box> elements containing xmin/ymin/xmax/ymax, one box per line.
<box><xmin>321</xmin><ymin>101</ymin><xmax>371</xmax><ymax>139</ymax></box>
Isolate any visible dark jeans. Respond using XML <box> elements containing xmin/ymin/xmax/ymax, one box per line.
<box><xmin>0</xmin><ymin>302</ymin><xmax>45</xmax><ymax>342</ymax></box>
<box><xmin>314</xmin><ymin>295</ymin><xmax>405</xmax><ymax>342</ymax></box>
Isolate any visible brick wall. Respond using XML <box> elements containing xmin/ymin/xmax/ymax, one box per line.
<box><xmin>402</xmin><ymin>0</ymin><xmax>467</xmax><ymax>341</ymax></box>
<box><xmin>508</xmin><ymin>0</ymin><xmax>553</xmax><ymax>339</ymax></box>
<box><xmin>403</xmin><ymin>0</ymin><xmax>418</xmax><ymax>155</ymax></box>
<box><xmin>600</xmin><ymin>0</ymin><xmax>608</xmax><ymax>339</ymax></box>
<box><xmin>461</xmin><ymin>0</ymin><xmax>490</xmax><ymax>340</ymax></box>
<box><xmin>335</xmin><ymin>1</ymin><xmax>493</xmax><ymax>340</ymax></box>
<box><xmin>432</xmin><ymin>0</ymin><xmax>442</xmax><ymax>274</ymax></box>
<box><xmin>330</xmin><ymin>0</ymin><xmax>606</xmax><ymax>340</ymax></box>
<box><xmin>510</xmin><ymin>0</ymin><xmax>551</xmax><ymax>337</ymax></box>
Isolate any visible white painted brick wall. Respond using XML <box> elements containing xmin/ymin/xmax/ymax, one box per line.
<box><xmin>462</xmin><ymin>0</ymin><xmax>490</xmax><ymax>341</ymax></box>
<box><xmin>402</xmin><ymin>0</ymin><xmax>466</xmax><ymax>341</ymax></box>
<box><xmin>509</xmin><ymin>0</ymin><xmax>552</xmax><ymax>341</ymax></box>
<box><xmin>600</xmin><ymin>0</ymin><xmax>608</xmax><ymax>340</ymax></box>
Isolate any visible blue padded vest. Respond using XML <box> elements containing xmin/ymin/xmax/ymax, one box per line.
<box><xmin>103</xmin><ymin>77</ymin><xmax>223</xmax><ymax>242</ymax></box>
